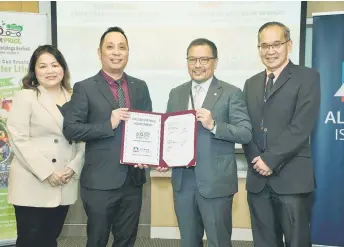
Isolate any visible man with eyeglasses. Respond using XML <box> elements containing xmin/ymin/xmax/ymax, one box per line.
<box><xmin>160</xmin><ymin>38</ymin><xmax>252</xmax><ymax>247</ymax></box>
<box><xmin>243</xmin><ymin>22</ymin><xmax>320</xmax><ymax>247</ymax></box>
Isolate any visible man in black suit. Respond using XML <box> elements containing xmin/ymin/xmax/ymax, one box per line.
<box><xmin>63</xmin><ymin>27</ymin><xmax>152</xmax><ymax>247</ymax></box>
<box><xmin>243</xmin><ymin>22</ymin><xmax>320</xmax><ymax>247</ymax></box>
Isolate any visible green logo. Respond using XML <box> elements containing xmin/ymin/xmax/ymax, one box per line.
<box><xmin>0</xmin><ymin>21</ymin><xmax>23</xmax><ymax>37</ymax></box>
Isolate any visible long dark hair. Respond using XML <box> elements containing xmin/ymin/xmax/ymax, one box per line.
<box><xmin>22</xmin><ymin>45</ymin><xmax>72</xmax><ymax>92</ymax></box>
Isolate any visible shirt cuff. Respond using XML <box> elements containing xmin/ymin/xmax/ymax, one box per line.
<box><xmin>210</xmin><ymin>124</ymin><xmax>217</xmax><ymax>134</ymax></box>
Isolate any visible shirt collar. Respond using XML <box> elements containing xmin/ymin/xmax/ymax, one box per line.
<box><xmin>192</xmin><ymin>76</ymin><xmax>213</xmax><ymax>92</ymax></box>
<box><xmin>266</xmin><ymin>59</ymin><xmax>290</xmax><ymax>81</ymax></box>
<box><xmin>101</xmin><ymin>70</ymin><xmax>125</xmax><ymax>85</ymax></box>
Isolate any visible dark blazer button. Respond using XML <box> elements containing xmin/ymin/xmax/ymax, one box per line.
<box><xmin>69</xmin><ymin>141</ymin><xmax>73</xmax><ymax>145</ymax></box>
<box><xmin>54</xmin><ymin>139</ymin><xmax>58</xmax><ymax>143</ymax></box>
<box><xmin>52</xmin><ymin>159</ymin><xmax>56</xmax><ymax>163</ymax></box>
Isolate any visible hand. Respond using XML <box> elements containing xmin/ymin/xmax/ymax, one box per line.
<box><xmin>134</xmin><ymin>163</ymin><xmax>149</xmax><ymax>169</ymax></box>
<box><xmin>61</xmin><ymin>167</ymin><xmax>75</xmax><ymax>184</ymax></box>
<box><xmin>196</xmin><ymin>108</ymin><xmax>215</xmax><ymax>130</ymax></box>
<box><xmin>156</xmin><ymin>166</ymin><xmax>169</xmax><ymax>173</ymax></box>
<box><xmin>46</xmin><ymin>172</ymin><xmax>64</xmax><ymax>187</ymax></box>
<box><xmin>111</xmin><ymin>108</ymin><xmax>130</xmax><ymax>129</ymax></box>
<box><xmin>252</xmin><ymin>156</ymin><xmax>273</xmax><ymax>176</ymax></box>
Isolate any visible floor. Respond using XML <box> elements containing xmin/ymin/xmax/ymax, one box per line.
<box><xmin>56</xmin><ymin>237</ymin><xmax>254</xmax><ymax>247</ymax></box>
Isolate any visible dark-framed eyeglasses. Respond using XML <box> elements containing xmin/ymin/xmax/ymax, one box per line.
<box><xmin>258</xmin><ymin>40</ymin><xmax>290</xmax><ymax>52</ymax></box>
<box><xmin>186</xmin><ymin>57</ymin><xmax>216</xmax><ymax>65</ymax></box>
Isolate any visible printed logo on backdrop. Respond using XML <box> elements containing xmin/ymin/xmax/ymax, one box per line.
<box><xmin>0</xmin><ymin>12</ymin><xmax>48</xmax><ymax>244</ymax></box>
<box><xmin>325</xmin><ymin>62</ymin><xmax>344</xmax><ymax>140</ymax></box>
<box><xmin>0</xmin><ymin>19</ymin><xmax>30</xmax><ymax>100</ymax></box>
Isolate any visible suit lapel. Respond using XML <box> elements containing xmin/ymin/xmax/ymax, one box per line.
<box><xmin>255</xmin><ymin>71</ymin><xmax>266</xmax><ymax>108</ymax></box>
<box><xmin>178</xmin><ymin>81</ymin><xmax>192</xmax><ymax>111</ymax></box>
<box><xmin>202</xmin><ymin>77</ymin><xmax>223</xmax><ymax>110</ymax></box>
<box><xmin>266</xmin><ymin>62</ymin><xmax>293</xmax><ymax>101</ymax></box>
<box><xmin>126</xmin><ymin>74</ymin><xmax>137</xmax><ymax>109</ymax></box>
<box><xmin>37</xmin><ymin>85</ymin><xmax>64</xmax><ymax>130</ymax></box>
<box><xmin>94</xmin><ymin>72</ymin><xmax>119</xmax><ymax>109</ymax></box>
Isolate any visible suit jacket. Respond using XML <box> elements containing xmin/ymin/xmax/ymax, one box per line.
<box><xmin>167</xmin><ymin>76</ymin><xmax>252</xmax><ymax>198</ymax></box>
<box><xmin>7</xmin><ymin>86</ymin><xmax>85</xmax><ymax>207</ymax></box>
<box><xmin>243</xmin><ymin>61</ymin><xmax>320</xmax><ymax>194</ymax></box>
<box><xmin>63</xmin><ymin>71</ymin><xmax>152</xmax><ymax>190</ymax></box>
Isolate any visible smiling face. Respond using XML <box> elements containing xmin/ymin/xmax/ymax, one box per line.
<box><xmin>98</xmin><ymin>31</ymin><xmax>129</xmax><ymax>75</ymax></box>
<box><xmin>187</xmin><ymin>44</ymin><xmax>218</xmax><ymax>83</ymax></box>
<box><xmin>35</xmin><ymin>52</ymin><xmax>64</xmax><ymax>89</ymax></box>
<box><xmin>258</xmin><ymin>25</ymin><xmax>292</xmax><ymax>72</ymax></box>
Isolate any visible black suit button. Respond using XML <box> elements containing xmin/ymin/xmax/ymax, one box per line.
<box><xmin>52</xmin><ymin>159</ymin><xmax>56</xmax><ymax>163</ymax></box>
<box><xmin>54</xmin><ymin>139</ymin><xmax>58</xmax><ymax>143</ymax></box>
<box><xmin>69</xmin><ymin>141</ymin><xmax>73</xmax><ymax>145</ymax></box>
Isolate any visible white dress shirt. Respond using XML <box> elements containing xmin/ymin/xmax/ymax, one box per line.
<box><xmin>188</xmin><ymin>77</ymin><xmax>216</xmax><ymax>134</ymax></box>
<box><xmin>188</xmin><ymin>77</ymin><xmax>213</xmax><ymax>110</ymax></box>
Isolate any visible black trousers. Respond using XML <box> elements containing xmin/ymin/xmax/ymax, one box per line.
<box><xmin>247</xmin><ymin>184</ymin><xmax>313</xmax><ymax>247</ymax></box>
<box><xmin>14</xmin><ymin>205</ymin><xmax>69</xmax><ymax>247</ymax></box>
<box><xmin>80</xmin><ymin>175</ymin><xmax>143</xmax><ymax>247</ymax></box>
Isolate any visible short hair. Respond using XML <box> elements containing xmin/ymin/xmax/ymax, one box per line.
<box><xmin>22</xmin><ymin>45</ymin><xmax>71</xmax><ymax>93</ymax></box>
<box><xmin>258</xmin><ymin>21</ymin><xmax>291</xmax><ymax>43</ymax></box>
<box><xmin>186</xmin><ymin>38</ymin><xmax>218</xmax><ymax>58</ymax></box>
<box><xmin>99</xmin><ymin>26</ymin><xmax>128</xmax><ymax>49</ymax></box>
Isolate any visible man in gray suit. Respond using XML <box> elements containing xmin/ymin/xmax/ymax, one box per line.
<box><xmin>243</xmin><ymin>22</ymin><xmax>320</xmax><ymax>247</ymax></box>
<box><xmin>164</xmin><ymin>38</ymin><xmax>252</xmax><ymax>247</ymax></box>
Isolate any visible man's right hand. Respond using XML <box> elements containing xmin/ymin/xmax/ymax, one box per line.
<box><xmin>111</xmin><ymin>108</ymin><xmax>130</xmax><ymax>129</ymax></box>
<box><xmin>156</xmin><ymin>167</ymin><xmax>169</xmax><ymax>173</ymax></box>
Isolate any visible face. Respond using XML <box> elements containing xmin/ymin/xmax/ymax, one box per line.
<box><xmin>187</xmin><ymin>45</ymin><xmax>217</xmax><ymax>83</ymax></box>
<box><xmin>35</xmin><ymin>53</ymin><xmax>64</xmax><ymax>89</ymax></box>
<box><xmin>98</xmin><ymin>32</ymin><xmax>129</xmax><ymax>74</ymax></box>
<box><xmin>258</xmin><ymin>25</ymin><xmax>292</xmax><ymax>71</ymax></box>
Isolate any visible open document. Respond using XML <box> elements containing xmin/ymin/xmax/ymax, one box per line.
<box><xmin>120</xmin><ymin>110</ymin><xmax>197</xmax><ymax>167</ymax></box>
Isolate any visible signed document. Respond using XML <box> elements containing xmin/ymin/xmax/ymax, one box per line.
<box><xmin>120</xmin><ymin>110</ymin><xmax>197</xmax><ymax>167</ymax></box>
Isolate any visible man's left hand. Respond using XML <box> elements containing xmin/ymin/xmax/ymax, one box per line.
<box><xmin>252</xmin><ymin>156</ymin><xmax>273</xmax><ymax>176</ymax></box>
<box><xmin>134</xmin><ymin>164</ymin><xmax>149</xmax><ymax>169</ymax></box>
<box><xmin>196</xmin><ymin>108</ymin><xmax>215</xmax><ymax>130</ymax></box>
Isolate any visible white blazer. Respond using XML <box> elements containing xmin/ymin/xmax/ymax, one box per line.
<box><xmin>6</xmin><ymin>86</ymin><xmax>85</xmax><ymax>207</ymax></box>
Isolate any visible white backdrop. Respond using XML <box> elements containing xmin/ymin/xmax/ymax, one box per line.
<box><xmin>57</xmin><ymin>1</ymin><xmax>302</xmax><ymax>113</ymax></box>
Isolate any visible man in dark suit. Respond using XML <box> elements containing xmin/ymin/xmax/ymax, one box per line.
<box><xmin>243</xmin><ymin>22</ymin><xmax>320</xmax><ymax>247</ymax></box>
<box><xmin>63</xmin><ymin>27</ymin><xmax>152</xmax><ymax>247</ymax></box>
<box><xmin>163</xmin><ymin>38</ymin><xmax>252</xmax><ymax>247</ymax></box>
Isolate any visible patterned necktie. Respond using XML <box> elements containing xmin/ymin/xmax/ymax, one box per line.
<box><xmin>115</xmin><ymin>79</ymin><xmax>126</xmax><ymax>107</ymax></box>
<box><xmin>193</xmin><ymin>84</ymin><xmax>203</xmax><ymax>109</ymax></box>
<box><xmin>265</xmin><ymin>73</ymin><xmax>275</xmax><ymax>100</ymax></box>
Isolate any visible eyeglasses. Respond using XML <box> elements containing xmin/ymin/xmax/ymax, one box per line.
<box><xmin>186</xmin><ymin>57</ymin><xmax>216</xmax><ymax>65</ymax></box>
<box><xmin>258</xmin><ymin>40</ymin><xmax>290</xmax><ymax>52</ymax></box>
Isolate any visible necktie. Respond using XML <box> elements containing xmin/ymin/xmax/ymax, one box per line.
<box><xmin>114</xmin><ymin>79</ymin><xmax>134</xmax><ymax>179</ymax></box>
<box><xmin>193</xmin><ymin>84</ymin><xmax>203</xmax><ymax>109</ymax></box>
<box><xmin>115</xmin><ymin>79</ymin><xmax>126</xmax><ymax>107</ymax></box>
<box><xmin>265</xmin><ymin>73</ymin><xmax>275</xmax><ymax>100</ymax></box>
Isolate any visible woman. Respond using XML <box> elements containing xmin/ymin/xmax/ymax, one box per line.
<box><xmin>6</xmin><ymin>45</ymin><xmax>85</xmax><ymax>247</ymax></box>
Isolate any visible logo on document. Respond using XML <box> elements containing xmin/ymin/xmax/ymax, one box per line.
<box><xmin>133</xmin><ymin>147</ymin><xmax>139</xmax><ymax>152</ymax></box>
<box><xmin>334</xmin><ymin>61</ymin><xmax>344</xmax><ymax>102</ymax></box>
<box><xmin>136</xmin><ymin>131</ymin><xmax>150</xmax><ymax>140</ymax></box>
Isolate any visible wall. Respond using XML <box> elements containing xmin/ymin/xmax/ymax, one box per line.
<box><xmin>0</xmin><ymin>1</ymin><xmax>38</xmax><ymax>12</ymax></box>
<box><xmin>307</xmin><ymin>1</ymin><xmax>344</xmax><ymax>17</ymax></box>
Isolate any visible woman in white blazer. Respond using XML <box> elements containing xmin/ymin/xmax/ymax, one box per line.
<box><xmin>6</xmin><ymin>45</ymin><xmax>85</xmax><ymax>247</ymax></box>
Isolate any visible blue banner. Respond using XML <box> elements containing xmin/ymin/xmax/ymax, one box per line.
<box><xmin>311</xmin><ymin>13</ymin><xmax>344</xmax><ymax>246</ymax></box>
